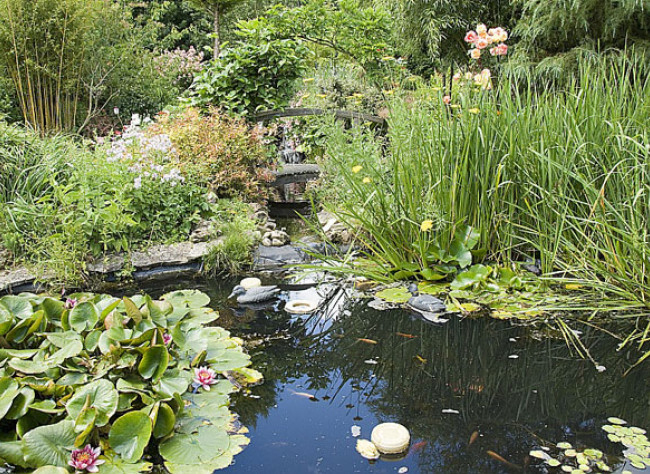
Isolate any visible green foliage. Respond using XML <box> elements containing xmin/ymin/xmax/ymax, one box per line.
<box><xmin>314</xmin><ymin>56</ymin><xmax>650</xmax><ymax>315</ymax></box>
<box><xmin>512</xmin><ymin>0</ymin><xmax>650</xmax><ymax>79</ymax></box>
<box><xmin>0</xmin><ymin>290</ymin><xmax>258</xmax><ymax>470</ymax></box>
<box><xmin>238</xmin><ymin>0</ymin><xmax>393</xmax><ymax>74</ymax></box>
<box><xmin>189</xmin><ymin>29</ymin><xmax>309</xmax><ymax>114</ymax></box>
<box><xmin>0</xmin><ymin>0</ymin><xmax>179</xmax><ymax>134</ymax></box>
<box><xmin>203</xmin><ymin>205</ymin><xmax>257</xmax><ymax>275</ymax></box>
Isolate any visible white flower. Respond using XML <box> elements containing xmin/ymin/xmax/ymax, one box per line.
<box><xmin>113</xmin><ymin>107</ymin><xmax>120</xmax><ymax>115</ymax></box>
<box><xmin>134</xmin><ymin>177</ymin><xmax>142</xmax><ymax>189</ymax></box>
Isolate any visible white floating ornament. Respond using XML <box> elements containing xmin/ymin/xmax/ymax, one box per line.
<box><xmin>356</xmin><ymin>439</ymin><xmax>380</xmax><ymax>460</ymax></box>
<box><xmin>370</xmin><ymin>423</ymin><xmax>410</xmax><ymax>454</ymax></box>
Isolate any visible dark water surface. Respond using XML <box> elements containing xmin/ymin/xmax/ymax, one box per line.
<box><xmin>139</xmin><ymin>277</ymin><xmax>650</xmax><ymax>474</ymax></box>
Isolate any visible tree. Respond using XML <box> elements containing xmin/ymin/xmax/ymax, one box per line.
<box><xmin>190</xmin><ymin>0</ymin><xmax>246</xmax><ymax>57</ymax></box>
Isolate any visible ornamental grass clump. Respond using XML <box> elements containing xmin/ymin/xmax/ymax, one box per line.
<box><xmin>0</xmin><ymin>289</ymin><xmax>261</xmax><ymax>473</ymax></box>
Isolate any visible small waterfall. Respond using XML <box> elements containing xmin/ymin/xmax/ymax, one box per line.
<box><xmin>279</xmin><ymin>123</ymin><xmax>303</xmax><ymax>164</ymax></box>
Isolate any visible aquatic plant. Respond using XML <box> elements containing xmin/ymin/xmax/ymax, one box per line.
<box><xmin>0</xmin><ymin>290</ymin><xmax>260</xmax><ymax>472</ymax></box>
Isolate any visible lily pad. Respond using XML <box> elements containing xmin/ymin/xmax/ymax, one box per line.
<box><xmin>23</xmin><ymin>419</ymin><xmax>76</xmax><ymax>467</ymax></box>
<box><xmin>66</xmin><ymin>379</ymin><xmax>119</xmax><ymax>427</ymax></box>
<box><xmin>109</xmin><ymin>411</ymin><xmax>153</xmax><ymax>463</ymax></box>
<box><xmin>161</xmin><ymin>290</ymin><xmax>211</xmax><ymax>309</ymax></box>
<box><xmin>0</xmin><ymin>377</ymin><xmax>20</xmax><ymax>420</ymax></box>
<box><xmin>69</xmin><ymin>302</ymin><xmax>99</xmax><ymax>332</ymax></box>
<box><xmin>160</xmin><ymin>425</ymin><xmax>230</xmax><ymax>465</ymax></box>
<box><xmin>375</xmin><ymin>287</ymin><xmax>411</xmax><ymax>304</ymax></box>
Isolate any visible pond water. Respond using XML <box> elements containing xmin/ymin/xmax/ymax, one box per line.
<box><xmin>138</xmin><ymin>276</ymin><xmax>650</xmax><ymax>474</ymax></box>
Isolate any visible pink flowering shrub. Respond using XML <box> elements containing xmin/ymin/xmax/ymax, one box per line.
<box><xmin>154</xmin><ymin>47</ymin><xmax>205</xmax><ymax>90</ymax></box>
<box><xmin>464</xmin><ymin>23</ymin><xmax>509</xmax><ymax>61</ymax></box>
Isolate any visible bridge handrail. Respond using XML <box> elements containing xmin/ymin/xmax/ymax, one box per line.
<box><xmin>250</xmin><ymin>107</ymin><xmax>385</xmax><ymax>125</ymax></box>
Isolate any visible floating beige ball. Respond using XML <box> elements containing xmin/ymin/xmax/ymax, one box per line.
<box><xmin>240</xmin><ymin>277</ymin><xmax>262</xmax><ymax>290</ymax></box>
<box><xmin>371</xmin><ymin>423</ymin><xmax>410</xmax><ymax>454</ymax></box>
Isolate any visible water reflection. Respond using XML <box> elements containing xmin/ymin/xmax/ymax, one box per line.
<box><xmin>139</xmin><ymin>278</ymin><xmax>650</xmax><ymax>473</ymax></box>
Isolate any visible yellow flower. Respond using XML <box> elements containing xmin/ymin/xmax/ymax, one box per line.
<box><xmin>362</xmin><ymin>177</ymin><xmax>372</xmax><ymax>184</ymax></box>
<box><xmin>469</xmin><ymin>108</ymin><xmax>480</xmax><ymax>115</ymax></box>
<box><xmin>302</xmin><ymin>77</ymin><xmax>315</xmax><ymax>83</ymax></box>
<box><xmin>316</xmin><ymin>94</ymin><xmax>328</xmax><ymax>99</ymax></box>
<box><xmin>420</xmin><ymin>220</ymin><xmax>434</xmax><ymax>232</ymax></box>
<box><xmin>382</xmin><ymin>56</ymin><xmax>395</xmax><ymax>61</ymax></box>
<box><xmin>352</xmin><ymin>165</ymin><xmax>363</xmax><ymax>174</ymax></box>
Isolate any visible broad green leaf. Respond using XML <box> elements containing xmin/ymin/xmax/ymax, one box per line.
<box><xmin>8</xmin><ymin>358</ymin><xmax>51</xmax><ymax>375</ymax></box>
<box><xmin>84</xmin><ymin>329</ymin><xmax>102</xmax><ymax>351</ymax></box>
<box><xmin>123</xmin><ymin>297</ymin><xmax>143</xmax><ymax>324</ymax></box>
<box><xmin>152</xmin><ymin>371</ymin><xmax>192</xmax><ymax>399</ymax></box>
<box><xmin>45</xmin><ymin>331</ymin><xmax>82</xmax><ymax>349</ymax></box>
<box><xmin>30</xmin><ymin>400</ymin><xmax>64</xmax><ymax>414</ymax></box>
<box><xmin>0</xmin><ymin>296</ymin><xmax>33</xmax><ymax>319</ymax></box>
<box><xmin>375</xmin><ymin>287</ymin><xmax>411</xmax><ymax>303</ymax></box>
<box><xmin>0</xmin><ymin>302</ymin><xmax>15</xmax><ymax>335</ymax></box>
<box><xmin>66</xmin><ymin>379</ymin><xmax>118</xmax><ymax>427</ymax></box>
<box><xmin>138</xmin><ymin>345</ymin><xmax>169</xmax><ymax>382</ymax></box>
<box><xmin>161</xmin><ymin>290</ymin><xmax>210</xmax><ymax>309</ymax></box>
<box><xmin>40</xmin><ymin>298</ymin><xmax>64</xmax><ymax>320</ymax></box>
<box><xmin>69</xmin><ymin>302</ymin><xmax>99</xmax><ymax>332</ymax></box>
<box><xmin>97</xmin><ymin>455</ymin><xmax>153</xmax><ymax>474</ymax></box>
<box><xmin>6</xmin><ymin>387</ymin><xmax>35</xmax><ymax>419</ymax></box>
<box><xmin>109</xmin><ymin>411</ymin><xmax>152</xmax><ymax>463</ymax></box>
<box><xmin>0</xmin><ymin>377</ymin><xmax>20</xmax><ymax>419</ymax></box>
<box><xmin>33</xmin><ymin>467</ymin><xmax>69</xmax><ymax>474</ymax></box>
<box><xmin>160</xmin><ymin>425</ymin><xmax>230</xmax><ymax>465</ymax></box>
<box><xmin>153</xmin><ymin>403</ymin><xmax>176</xmax><ymax>438</ymax></box>
<box><xmin>23</xmin><ymin>419</ymin><xmax>76</xmax><ymax>468</ymax></box>
<box><xmin>0</xmin><ymin>440</ymin><xmax>29</xmax><ymax>467</ymax></box>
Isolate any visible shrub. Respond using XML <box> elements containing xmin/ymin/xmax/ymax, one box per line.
<box><xmin>0</xmin><ymin>290</ymin><xmax>259</xmax><ymax>472</ymax></box>
<box><xmin>150</xmin><ymin>108</ymin><xmax>273</xmax><ymax>199</ymax></box>
<box><xmin>189</xmin><ymin>31</ymin><xmax>309</xmax><ymax>115</ymax></box>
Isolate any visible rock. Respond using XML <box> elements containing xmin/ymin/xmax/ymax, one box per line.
<box><xmin>190</xmin><ymin>220</ymin><xmax>213</xmax><ymax>243</ymax></box>
<box><xmin>0</xmin><ymin>267</ymin><xmax>37</xmax><ymax>292</ymax></box>
<box><xmin>254</xmin><ymin>244</ymin><xmax>310</xmax><ymax>271</ymax></box>
<box><xmin>254</xmin><ymin>210</ymin><xmax>269</xmax><ymax>223</ymax></box>
<box><xmin>86</xmin><ymin>254</ymin><xmax>125</xmax><ymax>274</ymax></box>
<box><xmin>262</xmin><ymin>230</ymin><xmax>290</xmax><ymax>247</ymax></box>
<box><xmin>131</xmin><ymin>240</ymin><xmax>223</xmax><ymax>270</ymax></box>
<box><xmin>260</xmin><ymin>220</ymin><xmax>277</xmax><ymax>232</ymax></box>
<box><xmin>317</xmin><ymin>210</ymin><xmax>353</xmax><ymax>244</ymax></box>
<box><xmin>0</xmin><ymin>247</ymin><xmax>11</xmax><ymax>269</ymax></box>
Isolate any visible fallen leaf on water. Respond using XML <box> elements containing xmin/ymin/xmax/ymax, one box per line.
<box><xmin>357</xmin><ymin>338</ymin><xmax>378</xmax><ymax>345</ymax></box>
<box><xmin>415</xmin><ymin>355</ymin><xmax>427</xmax><ymax>364</ymax></box>
<box><xmin>442</xmin><ymin>409</ymin><xmax>460</xmax><ymax>414</ymax></box>
<box><xmin>351</xmin><ymin>425</ymin><xmax>361</xmax><ymax>437</ymax></box>
<box><xmin>469</xmin><ymin>431</ymin><xmax>479</xmax><ymax>446</ymax></box>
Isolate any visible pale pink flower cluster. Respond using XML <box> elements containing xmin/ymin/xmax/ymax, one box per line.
<box><xmin>106</xmin><ymin>116</ymin><xmax>185</xmax><ymax>190</ymax></box>
<box><xmin>155</xmin><ymin>47</ymin><xmax>205</xmax><ymax>88</ymax></box>
<box><xmin>465</xmin><ymin>23</ymin><xmax>508</xmax><ymax>60</ymax></box>
<box><xmin>451</xmin><ymin>68</ymin><xmax>493</xmax><ymax>90</ymax></box>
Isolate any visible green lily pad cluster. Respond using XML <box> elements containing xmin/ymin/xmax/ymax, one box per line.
<box><xmin>0</xmin><ymin>289</ymin><xmax>261</xmax><ymax>473</ymax></box>
<box><xmin>602</xmin><ymin>417</ymin><xmax>650</xmax><ymax>471</ymax></box>
<box><xmin>529</xmin><ymin>443</ymin><xmax>611</xmax><ymax>473</ymax></box>
<box><xmin>529</xmin><ymin>417</ymin><xmax>650</xmax><ymax>473</ymax></box>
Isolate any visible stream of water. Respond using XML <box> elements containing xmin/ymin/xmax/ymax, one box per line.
<box><xmin>139</xmin><ymin>277</ymin><xmax>650</xmax><ymax>473</ymax></box>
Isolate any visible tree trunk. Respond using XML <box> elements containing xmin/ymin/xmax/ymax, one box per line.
<box><xmin>213</xmin><ymin>7</ymin><xmax>220</xmax><ymax>58</ymax></box>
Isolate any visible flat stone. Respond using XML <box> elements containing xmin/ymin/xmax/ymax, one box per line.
<box><xmin>254</xmin><ymin>244</ymin><xmax>310</xmax><ymax>271</ymax></box>
<box><xmin>131</xmin><ymin>240</ymin><xmax>223</xmax><ymax>270</ymax></box>
<box><xmin>86</xmin><ymin>254</ymin><xmax>125</xmax><ymax>274</ymax></box>
<box><xmin>0</xmin><ymin>267</ymin><xmax>36</xmax><ymax>292</ymax></box>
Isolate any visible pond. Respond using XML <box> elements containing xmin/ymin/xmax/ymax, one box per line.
<box><xmin>138</xmin><ymin>276</ymin><xmax>650</xmax><ymax>473</ymax></box>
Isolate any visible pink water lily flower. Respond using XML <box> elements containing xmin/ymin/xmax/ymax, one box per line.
<box><xmin>64</xmin><ymin>298</ymin><xmax>78</xmax><ymax>310</ymax></box>
<box><xmin>163</xmin><ymin>332</ymin><xmax>173</xmax><ymax>345</ymax></box>
<box><xmin>194</xmin><ymin>366</ymin><xmax>217</xmax><ymax>391</ymax></box>
<box><xmin>69</xmin><ymin>445</ymin><xmax>105</xmax><ymax>473</ymax></box>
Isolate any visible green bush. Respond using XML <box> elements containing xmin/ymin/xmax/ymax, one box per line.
<box><xmin>189</xmin><ymin>30</ymin><xmax>309</xmax><ymax>115</ymax></box>
<box><xmin>0</xmin><ymin>290</ymin><xmax>258</xmax><ymax>472</ymax></box>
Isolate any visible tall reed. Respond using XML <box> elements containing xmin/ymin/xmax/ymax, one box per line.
<box><xmin>319</xmin><ymin>55</ymin><xmax>650</xmax><ymax>309</ymax></box>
